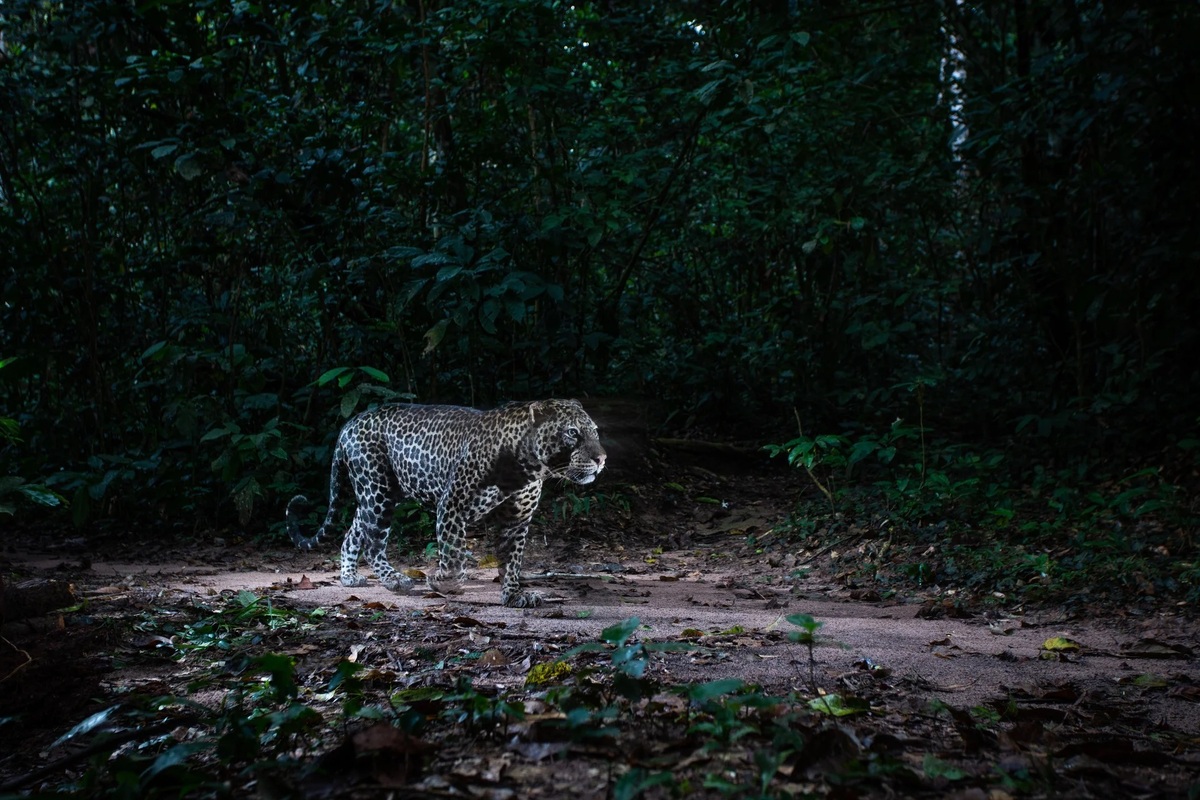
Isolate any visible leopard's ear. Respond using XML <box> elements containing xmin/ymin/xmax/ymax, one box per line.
<box><xmin>529</xmin><ymin>400</ymin><xmax>547</xmax><ymax>424</ymax></box>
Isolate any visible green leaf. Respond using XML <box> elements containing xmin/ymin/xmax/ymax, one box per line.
<box><xmin>601</xmin><ymin>617</ymin><xmax>641</xmax><ymax>648</ymax></box>
<box><xmin>682</xmin><ymin>679</ymin><xmax>745</xmax><ymax>704</ymax></box>
<box><xmin>423</xmin><ymin>319</ymin><xmax>450</xmax><ymax>355</ymax></box>
<box><xmin>50</xmin><ymin>706</ymin><xmax>120</xmax><ymax>749</ymax></box>
<box><xmin>17</xmin><ymin>485</ymin><xmax>64</xmax><ymax>507</ymax></box>
<box><xmin>613</xmin><ymin>769</ymin><xmax>676</xmax><ymax>800</ymax></box>
<box><xmin>150</xmin><ymin>143</ymin><xmax>178</xmax><ymax>159</ymax></box>
<box><xmin>922</xmin><ymin>754</ymin><xmax>967</xmax><ymax>780</ymax></box>
<box><xmin>847</xmin><ymin>439</ymin><xmax>880</xmax><ymax>466</ymax></box>
<box><xmin>340</xmin><ymin>387</ymin><xmax>361</xmax><ymax>419</ymax></box>
<box><xmin>140</xmin><ymin>341</ymin><xmax>168</xmax><ymax>361</ymax></box>
<box><xmin>173</xmin><ymin>153</ymin><xmax>204</xmax><ymax>180</ymax></box>
<box><xmin>785</xmin><ymin>613</ymin><xmax>823</xmax><ymax>634</ymax></box>
<box><xmin>358</xmin><ymin>366</ymin><xmax>390</xmax><ymax>383</ymax></box>
<box><xmin>200</xmin><ymin>426</ymin><xmax>232</xmax><ymax>442</ymax></box>
<box><xmin>808</xmin><ymin>693</ymin><xmax>866</xmax><ymax>716</ymax></box>
<box><xmin>142</xmin><ymin>741</ymin><xmax>213</xmax><ymax>781</ymax></box>
<box><xmin>316</xmin><ymin>367</ymin><xmax>352</xmax><ymax>387</ymax></box>
<box><xmin>251</xmin><ymin>653</ymin><xmax>300</xmax><ymax>702</ymax></box>
<box><xmin>1042</xmin><ymin>636</ymin><xmax>1081</xmax><ymax>652</ymax></box>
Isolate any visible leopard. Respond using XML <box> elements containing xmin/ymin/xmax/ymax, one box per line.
<box><xmin>286</xmin><ymin>399</ymin><xmax>606</xmax><ymax>608</ymax></box>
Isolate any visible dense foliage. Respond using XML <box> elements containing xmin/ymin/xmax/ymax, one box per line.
<box><xmin>1</xmin><ymin>0</ymin><xmax>1197</xmax><ymax>529</ymax></box>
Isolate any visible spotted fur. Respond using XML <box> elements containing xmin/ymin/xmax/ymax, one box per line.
<box><xmin>287</xmin><ymin>399</ymin><xmax>606</xmax><ymax>607</ymax></box>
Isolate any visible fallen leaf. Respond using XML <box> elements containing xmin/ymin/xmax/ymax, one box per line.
<box><xmin>1117</xmin><ymin>673</ymin><xmax>1167</xmax><ymax>688</ymax></box>
<box><xmin>808</xmin><ymin>693</ymin><xmax>868</xmax><ymax>717</ymax></box>
<box><xmin>349</xmin><ymin>723</ymin><xmax>430</xmax><ymax>786</ymax></box>
<box><xmin>988</xmin><ymin>621</ymin><xmax>1016</xmax><ymax>636</ymax></box>
<box><xmin>1168</xmin><ymin>683</ymin><xmax>1200</xmax><ymax>702</ymax></box>
<box><xmin>1041</xmin><ymin>636</ymin><xmax>1082</xmax><ymax>652</ymax></box>
<box><xmin>479</xmin><ymin>648</ymin><xmax>507</xmax><ymax>667</ymax></box>
<box><xmin>296</xmin><ymin>574</ymin><xmax>316</xmax><ymax>590</ymax></box>
<box><xmin>1119</xmin><ymin>639</ymin><xmax>1193</xmax><ymax>659</ymax></box>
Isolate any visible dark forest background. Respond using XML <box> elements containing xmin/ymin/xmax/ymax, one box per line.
<box><xmin>2</xmin><ymin>0</ymin><xmax>1198</xmax><ymax>545</ymax></box>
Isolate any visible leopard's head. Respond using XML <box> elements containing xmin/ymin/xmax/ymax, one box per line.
<box><xmin>526</xmin><ymin>399</ymin><xmax>606</xmax><ymax>485</ymax></box>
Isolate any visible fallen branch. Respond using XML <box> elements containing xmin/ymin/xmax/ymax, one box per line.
<box><xmin>2</xmin><ymin>578</ymin><xmax>78</xmax><ymax>622</ymax></box>
<box><xmin>652</xmin><ymin>438</ymin><xmax>765</xmax><ymax>459</ymax></box>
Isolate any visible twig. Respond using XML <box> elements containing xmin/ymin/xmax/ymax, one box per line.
<box><xmin>0</xmin><ymin>635</ymin><xmax>31</xmax><ymax>683</ymax></box>
<box><xmin>523</xmin><ymin>572</ymin><xmax>614</xmax><ymax>581</ymax></box>
<box><xmin>796</xmin><ymin>534</ymin><xmax>858</xmax><ymax>566</ymax></box>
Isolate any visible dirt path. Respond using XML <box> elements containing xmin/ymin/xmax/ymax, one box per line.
<box><xmin>3</xmin><ymin>460</ymin><xmax>1199</xmax><ymax>796</ymax></box>
<box><xmin>12</xmin><ymin>535</ymin><xmax>1200</xmax><ymax>731</ymax></box>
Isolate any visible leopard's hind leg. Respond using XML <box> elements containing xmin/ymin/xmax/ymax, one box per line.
<box><xmin>345</xmin><ymin>451</ymin><xmax>413</xmax><ymax>591</ymax></box>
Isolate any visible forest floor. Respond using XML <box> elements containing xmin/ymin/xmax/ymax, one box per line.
<box><xmin>2</xmin><ymin>443</ymin><xmax>1198</xmax><ymax>798</ymax></box>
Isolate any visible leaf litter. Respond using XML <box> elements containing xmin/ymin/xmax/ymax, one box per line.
<box><xmin>1</xmin><ymin>468</ymin><xmax>1198</xmax><ymax>798</ymax></box>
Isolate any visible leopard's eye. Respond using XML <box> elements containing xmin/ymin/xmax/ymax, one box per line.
<box><xmin>564</xmin><ymin>426</ymin><xmax>579</xmax><ymax>440</ymax></box>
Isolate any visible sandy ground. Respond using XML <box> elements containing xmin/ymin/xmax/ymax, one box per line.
<box><xmin>13</xmin><ymin>537</ymin><xmax>1197</xmax><ymax>735</ymax></box>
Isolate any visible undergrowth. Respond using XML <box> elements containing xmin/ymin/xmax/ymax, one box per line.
<box><xmin>3</xmin><ymin>592</ymin><xmax>1195</xmax><ymax>799</ymax></box>
<box><xmin>0</xmin><ymin>608</ymin><xmax>987</xmax><ymax>799</ymax></box>
<box><xmin>767</xmin><ymin>417</ymin><xmax>1200</xmax><ymax>608</ymax></box>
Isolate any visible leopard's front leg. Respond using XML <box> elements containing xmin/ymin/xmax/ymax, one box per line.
<box><xmin>428</xmin><ymin>505</ymin><xmax>469</xmax><ymax>596</ymax></box>
<box><xmin>497</xmin><ymin>518</ymin><xmax>541</xmax><ymax>608</ymax></box>
<box><xmin>495</xmin><ymin>484</ymin><xmax>543</xmax><ymax>608</ymax></box>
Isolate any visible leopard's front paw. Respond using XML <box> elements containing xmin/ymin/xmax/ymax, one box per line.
<box><xmin>381</xmin><ymin>573</ymin><xmax>415</xmax><ymax>591</ymax></box>
<box><xmin>340</xmin><ymin>574</ymin><xmax>370</xmax><ymax>588</ymax></box>
<box><xmin>428</xmin><ymin>573</ymin><xmax>465</xmax><ymax>595</ymax></box>
<box><xmin>504</xmin><ymin>590</ymin><xmax>543</xmax><ymax>609</ymax></box>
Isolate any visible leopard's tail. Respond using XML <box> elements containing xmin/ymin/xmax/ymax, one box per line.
<box><xmin>287</xmin><ymin>443</ymin><xmax>350</xmax><ymax>550</ymax></box>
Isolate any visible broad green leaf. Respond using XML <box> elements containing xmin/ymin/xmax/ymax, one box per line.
<box><xmin>200</xmin><ymin>426</ymin><xmax>233</xmax><ymax>442</ymax></box>
<box><xmin>682</xmin><ymin>679</ymin><xmax>745</xmax><ymax>704</ymax></box>
<box><xmin>613</xmin><ymin>769</ymin><xmax>676</xmax><ymax>800</ymax></box>
<box><xmin>808</xmin><ymin>693</ymin><xmax>866</xmax><ymax>716</ymax></box>
<box><xmin>601</xmin><ymin>617</ymin><xmax>641</xmax><ymax>647</ymax></box>
<box><xmin>140</xmin><ymin>341</ymin><xmax>168</xmax><ymax>361</ymax></box>
<box><xmin>316</xmin><ymin>367</ymin><xmax>351</xmax><ymax>386</ymax></box>
<box><xmin>51</xmin><ymin>706</ymin><xmax>120</xmax><ymax>749</ymax></box>
<box><xmin>423</xmin><ymin>319</ymin><xmax>450</xmax><ymax>355</ymax></box>
<box><xmin>340</xmin><ymin>388</ymin><xmax>361</xmax><ymax>419</ymax></box>
<box><xmin>142</xmin><ymin>741</ymin><xmax>213</xmax><ymax>781</ymax></box>
<box><xmin>358</xmin><ymin>366</ymin><xmax>390</xmax><ymax>383</ymax></box>
<box><xmin>18</xmin><ymin>485</ymin><xmax>64</xmax><ymax>507</ymax></box>
<box><xmin>173</xmin><ymin>153</ymin><xmax>204</xmax><ymax>180</ymax></box>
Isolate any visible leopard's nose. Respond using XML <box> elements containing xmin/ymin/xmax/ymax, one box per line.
<box><xmin>596</xmin><ymin>453</ymin><xmax>606</xmax><ymax>470</ymax></box>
